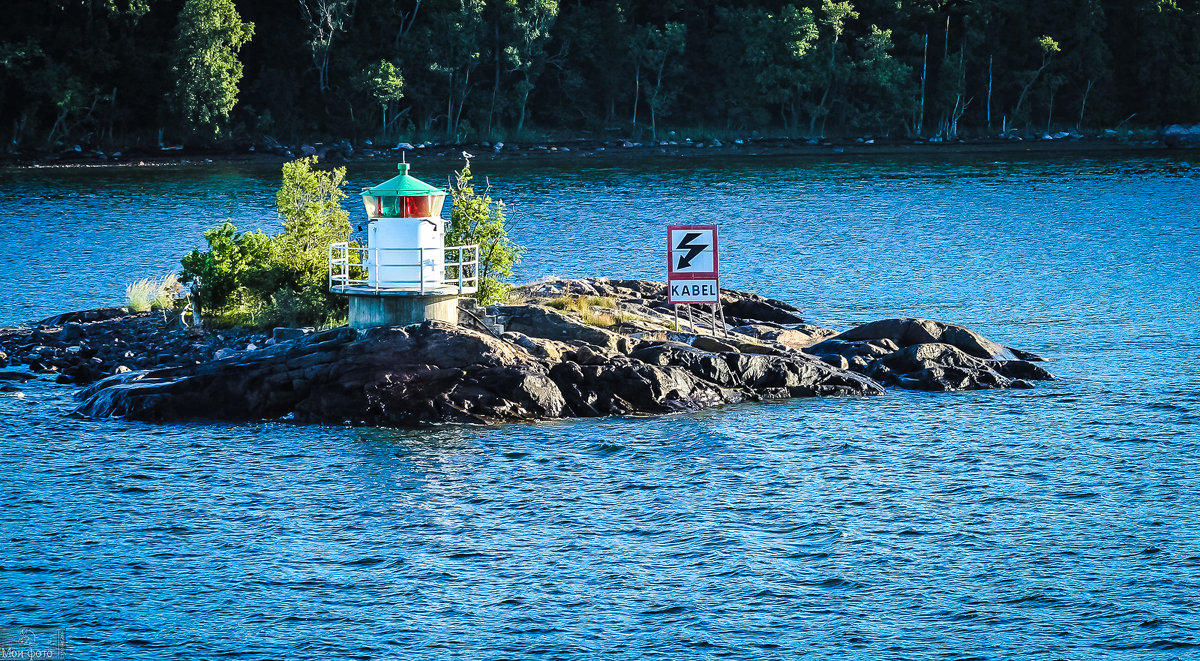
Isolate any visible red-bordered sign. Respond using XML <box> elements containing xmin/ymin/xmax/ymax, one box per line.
<box><xmin>667</xmin><ymin>225</ymin><xmax>719</xmax><ymax>279</ymax></box>
<box><xmin>667</xmin><ymin>224</ymin><xmax>719</xmax><ymax>305</ymax></box>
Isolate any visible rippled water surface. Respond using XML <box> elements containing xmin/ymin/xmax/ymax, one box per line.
<box><xmin>2</xmin><ymin>150</ymin><xmax>1199</xmax><ymax>659</ymax></box>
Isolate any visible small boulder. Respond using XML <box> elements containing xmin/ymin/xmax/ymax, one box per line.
<box><xmin>836</xmin><ymin>318</ymin><xmax>1014</xmax><ymax>360</ymax></box>
<box><xmin>272</xmin><ymin>327</ymin><xmax>314</xmax><ymax>343</ymax></box>
<box><xmin>692</xmin><ymin>335</ymin><xmax>739</xmax><ymax>353</ymax></box>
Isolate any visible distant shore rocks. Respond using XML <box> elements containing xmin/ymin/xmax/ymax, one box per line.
<box><xmin>3</xmin><ymin>129</ymin><xmax>1181</xmax><ymax>169</ymax></box>
<box><xmin>1163</xmin><ymin>124</ymin><xmax>1200</xmax><ymax>148</ymax></box>
<box><xmin>53</xmin><ymin>277</ymin><xmax>1053</xmax><ymax>426</ymax></box>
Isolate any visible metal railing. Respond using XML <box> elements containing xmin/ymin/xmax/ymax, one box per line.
<box><xmin>328</xmin><ymin>243</ymin><xmax>479</xmax><ymax>295</ymax></box>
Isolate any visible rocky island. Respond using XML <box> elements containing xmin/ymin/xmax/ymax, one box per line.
<box><xmin>0</xmin><ymin>277</ymin><xmax>1054</xmax><ymax>426</ymax></box>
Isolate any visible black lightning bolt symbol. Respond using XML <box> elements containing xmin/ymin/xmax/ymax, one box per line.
<box><xmin>676</xmin><ymin>232</ymin><xmax>707</xmax><ymax>269</ymax></box>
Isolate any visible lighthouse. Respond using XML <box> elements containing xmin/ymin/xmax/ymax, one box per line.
<box><xmin>328</xmin><ymin>163</ymin><xmax>478</xmax><ymax>328</ymax></box>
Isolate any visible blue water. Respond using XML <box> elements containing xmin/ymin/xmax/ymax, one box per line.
<box><xmin>2</xmin><ymin>151</ymin><xmax>1199</xmax><ymax>659</ymax></box>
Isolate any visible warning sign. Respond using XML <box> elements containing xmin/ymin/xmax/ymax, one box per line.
<box><xmin>667</xmin><ymin>224</ymin><xmax>720</xmax><ymax>305</ymax></box>
<box><xmin>667</xmin><ymin>225</ymin><xmax>718</xmax><ymax>278</ymax></box>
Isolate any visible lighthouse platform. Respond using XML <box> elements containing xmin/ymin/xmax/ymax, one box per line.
<box><xmin>329</xmin><ymin>243</ymin><xmax>479</xmax><ymax>328</ymax></box>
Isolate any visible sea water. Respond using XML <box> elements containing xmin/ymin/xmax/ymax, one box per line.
<box><xmin>1</xmin><ymin>150</ymin><xmax>1197</xmax><ymax>659</ymax></box>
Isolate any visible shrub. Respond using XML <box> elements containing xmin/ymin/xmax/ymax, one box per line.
<box><xmin>446</xmin><ymin>160</ymin><xmax>522</xmax><ymax>305</ymax></box>
<box><xmin>179</xmin><ymin>157</ymin><xmax>350</xmax><ymax>328</ymax></box>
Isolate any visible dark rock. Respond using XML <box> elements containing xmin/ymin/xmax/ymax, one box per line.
<box><xmin>893</xmin><ymin>366</ymin><xmax>1010</xmax><ymax>391</ymax></box>
<box><xmin>820</xmin><ymin>354</ymin><xmax>850</xmax><ymax>370</ymax></box>
<box><xmin>8</xmin><ymin>276</ymin><xmax>1049</xmax><ymax>426</ymax></box>
<box><xmin>734</xmin><ymin>323</ymin><xmax>837</xmax><ymax>350</ymax></box>
<box><xmin>35</xmin><ymin>307</ymin><xmax>129</xmax><ymax>327</ymax></box>
<box><xmin>836</xmin><ymin>318</ymin><xmax>1020</xmax><ymax>360</ymax></box>
<box><xmin>59</xmin><ymin>322</ymin><xmax>85</xmax><ymax>342</ymax></box>
<box><xmin>272</xmin><ymin>327</ymin><xmax>314</xmax><ymax>343</ymax></box>
<box><xmin>862</xmin><ymin>342</ymin><xmax>1052</xmax><ymax>392</ymax></box>
<box><xmin>806</xmin><ymin>337</ymin><xmax>901</xmax><ymax>364</ymax></box>
<box><xmin>721</xmin><ymin>295</ymin><xmax>805</xmax><ymax>324</ymax></box>
<box><xmin>1163</xmin><ymin>124</ymin><xmax>1200</xmax><ymax>148</ymax></box>
<box><xmin>494</xmin><ymin>305</ymin><xmax>622</xmax><ymax>350</ymax></box>
<box><xmin>0</xmin><ymin>371</ymin><xmax>33</xmax><ymax>381</ymax></box>
<box><xmin>993</xmin><ymin>359</ymin><xmax>1054</xmax><ymax>381</ymax></box>
<box><xmin>1006</xmin><ymin>346</ymin><xmax>1045</xmax><ymax>362</ymax></box>
<box><xmin>692</xmin><ymin>335</ymin><xmax>739</xmax><ymax>353</ymax></box>
<box><xmin>75</xmin><ymin>311</ymin><xmax>885</xmax><ymax>425</ymax></box>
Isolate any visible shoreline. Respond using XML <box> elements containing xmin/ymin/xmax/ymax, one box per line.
<box><xmin>2</xmin><ymin>134</ymin><xmax>1186</xmax><ymax>171</ymax></box>
<box><xmin>4</xmin><ymin>278</ymin><xmax>1054</xmax><ymax>427</ymax></box>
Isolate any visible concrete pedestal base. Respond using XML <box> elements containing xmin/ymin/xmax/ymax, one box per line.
<box><xmin>349</xmin><ymin>294</ymin><xmax>460</xmax><ymax>329</ymax></box>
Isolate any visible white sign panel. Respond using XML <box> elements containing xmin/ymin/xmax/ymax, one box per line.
<box><xmin>668</xmin><ymin>226</ymin><xmax>718</xmax><ymax>277</ymax></box>
<box><xmin>668</xmin><ymin>279</ymin><xmax>720</xmax><ymax>304</ymax></box>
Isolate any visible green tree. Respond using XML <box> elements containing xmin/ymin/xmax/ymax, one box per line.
<box><xmin>275</xmin><ymin>155</ymin><xmax>352</xmax><ymax>288</ymax></box>
<box><xmin>446</xmin><ymin>161</ymin><xmax>521</xmax><ymax>305</ymax></box>
<box><xmin>357</xmin><ymin>59</ymin><xmax>405</xmax><ymax>139</ymax></box>
<box><xmin>722</xmin><ymin>5</ymin><xmax>819</xmax><ymax>133</ymax></box>
<box><xmin>807</xmin><ymin>0</ymin><xmax>860</xmax><ymax>136</ymax></box>
<box><xmin>169</xmin><ymin>0</ymin><xmax>254</xmax><ymax>139</ymax></box>
<box><xmin>503</xmin><ymin>0</ymin><xmax>558</xmax><ymax>133</ymax></box>
<box><xmin>428</xmin><ymin>0</ymin><xmax>484</xmax><ymax>140</ymax></box>
<box><xmin>180</xmin><ymin>157</ymin><xmax>351</xmax><ymax>328</ymax></box>
<box><xmin>632</xmin><ymin>22</ymin><xmax>686</xmax><ymax>140</ymax></box>
<box><xmin>850</xmin><ymin>25</ymin><xmax>916</xmax><ymax>134</ymax></box>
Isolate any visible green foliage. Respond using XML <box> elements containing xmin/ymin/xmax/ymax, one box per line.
<box><xmin>446</xmin><ymin>161</ymin><xmax>522</xmax><ymax>305</ymax></box>
<box><xmin>169</xmin><ymin>0</ymin><xmax>254</xmax><ymax>139</ymax></box>
<box><xmin>180</xmin><ymin>157</ymin><xmax>350</xmax><ymax>328</ymax></box>
<box><xmin>276</xmin><ymin>156</ymin><xmax>351</xmax><ymax>280</ymax></box>
<box><xmin>502</xmin><ymin>0</ymin><xmax>559</xmax><ymax>132</ymax></box>
<box><xmin>3</xmin><ymin>0</ymin><xmax>1200</xmax><ymax>147</ymax></box>
<box><xmin>357</xmin><ymin>59</ymin><xmax>404</xmax><ymax>138</ymax></box>
<box><xmin>360</xmin><ymin>60</ymin><xmax>405</xmax><ymax>106</ymax></box>
<box><xmin>180</xmin><ymin>221</ymin><xmax>278</xmax><ymax>312</ymax></box>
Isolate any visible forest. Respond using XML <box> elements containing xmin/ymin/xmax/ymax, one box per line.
<box><xmin>2</xmin><ymin>0</ymin><xmax>1198</xmax><ymax>152</ymax></box>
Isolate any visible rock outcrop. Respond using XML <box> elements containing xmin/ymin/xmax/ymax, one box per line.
<box><xmin>803</xmin><ymin>317</ymin><xmax>1052</xmax><ymax>391</ymax></box>
<box><xmin>35</xmin><ymin>278</ymin><xmax>1051</xmax><ymax>426</ymax></box>
<box><xmin>73</xmin><ymin>318</ymin><xmax>885</xmax><ymax>425</ymax></box>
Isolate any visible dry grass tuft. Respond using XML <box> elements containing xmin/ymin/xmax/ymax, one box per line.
<box><xmin>125</xmin><ymin>273</ymin><xmax>179</xmax><ymax>312</ymax></box>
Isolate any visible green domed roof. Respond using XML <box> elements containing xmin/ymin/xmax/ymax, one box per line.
<box><xmin>361</xmin><ymin>163</ymin><xmax>445</xmax><ymax>197</ymax></box>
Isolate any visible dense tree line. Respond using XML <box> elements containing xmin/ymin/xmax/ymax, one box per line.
<box><xmin>3</xmin><ymin>0</ymin><xmax>1198</xmax><ymax>151</ymax></box>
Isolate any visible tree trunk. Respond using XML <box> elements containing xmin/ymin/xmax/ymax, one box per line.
<box><xmin>986</xmin><ymin>54</ymin><xmax>993</xmax><ymax>131</ymax></box>
<box><xmin>453</xmin><ymin>68</ymin><xmax>471</xmax><ymax>137</ymax></box>
<box><xmin>487</xmin><ymin>24</ymin><xmax>500</xmax><ymax>137</ymax></box>
<box><xmin>1078</xmin><ymin>79</ymin><xmax>1094</xmax><ymax>129</ymax></box>
<box><xmin>516</xmin><ymin>75</ymin><xmax>529</xmax><ymax>133</ymax></box>
<box><xmin>632</xmin><ymin>65</ymin><xmax>640</xmax><ymax>126</ymax></box>
<box><xmin>446</xmin><ymin>72</ymin><xmax>454</xmax><ymax>140</ymax></box>
<box><xmin>1046</xmin><ymin>86</ymin><xmax>1056</xmax><ymax>134</ymax></box>
<box><xmin>918</xmin><ymin>34</ymin><xmax>928</xmax><ymax>137</ymax></box>
<box><xmin>1014</xmin><ymin>56</ymin><xmax>1052</xmax><ymax>121</ymax></box>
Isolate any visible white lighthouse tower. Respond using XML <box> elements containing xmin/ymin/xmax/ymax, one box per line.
<box><xmin>328</xmin><ymin>163</ymin><xmax>478</xmax><ymax>328</ymax></box>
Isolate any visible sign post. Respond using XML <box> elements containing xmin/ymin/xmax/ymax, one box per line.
<box><xmin>667</xmin><ymin>224</ymin><xmax>726</xmax><ymax>335</ymax></box>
